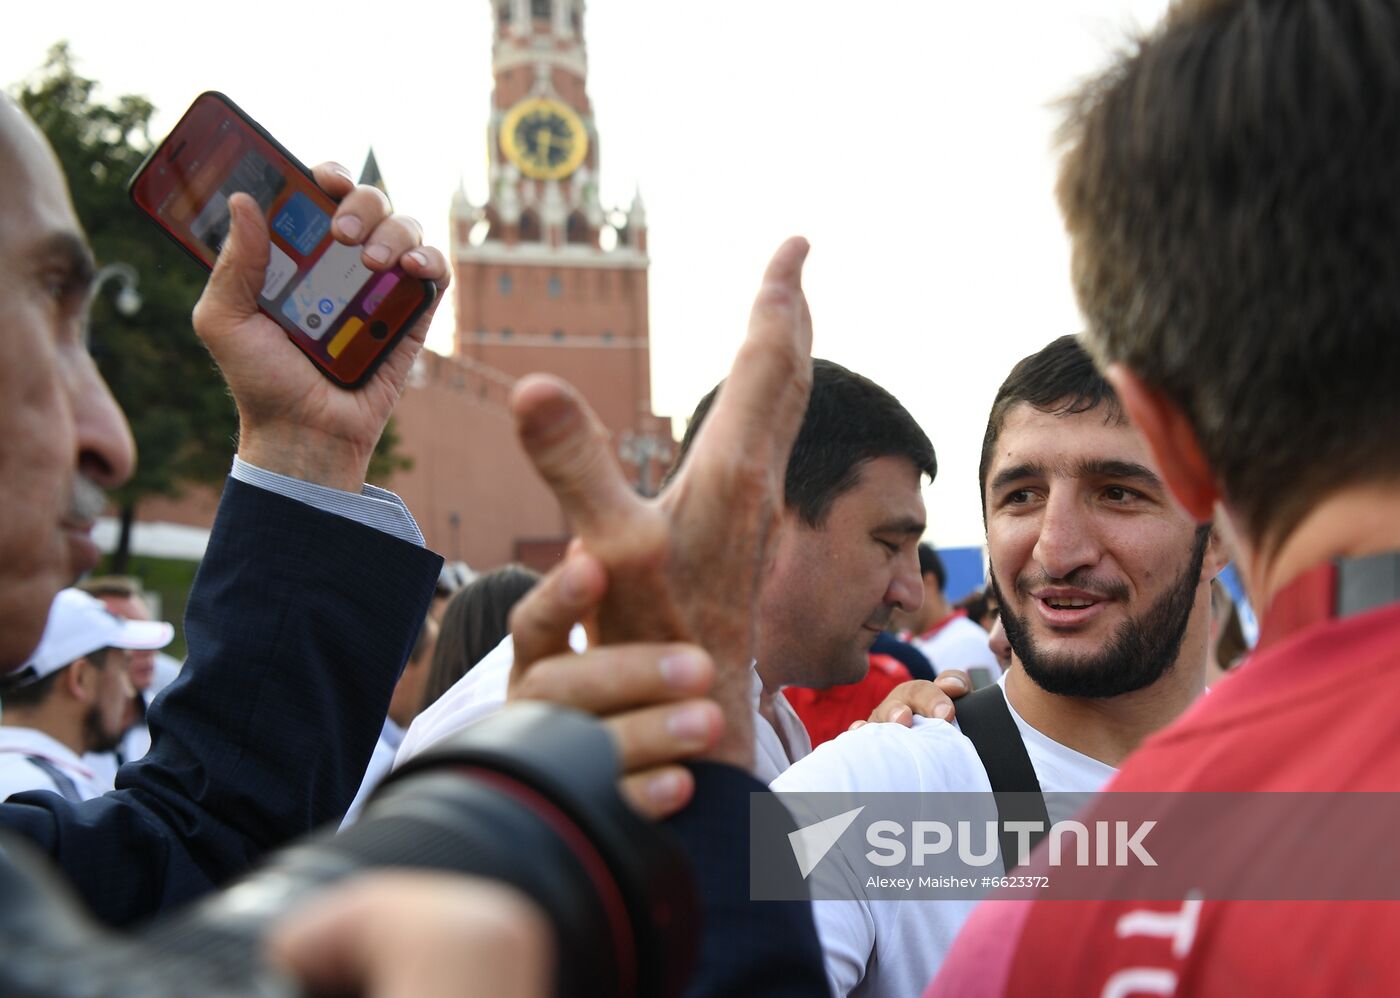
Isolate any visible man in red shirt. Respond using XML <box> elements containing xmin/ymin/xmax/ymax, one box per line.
<box><xmin>931</xmin><ymin>0</ymin><xmax>1400</xmax><ymax>993</ymax></box>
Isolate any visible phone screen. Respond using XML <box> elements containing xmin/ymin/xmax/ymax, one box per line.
<box><xmin>129</xmin><ymin>92</ymin><xmax>433</xmax><ymax>387</ymax></box>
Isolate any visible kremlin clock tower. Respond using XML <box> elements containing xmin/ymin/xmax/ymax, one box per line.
<box><xmin>375</xmin><ymin>0</ymin><xmax>672</xmax><ymax>572</ymax></box>
<box><xmin>448</xmin><ymin>0</ymin><xmax>667</xmax><ymax>473</ymax></box>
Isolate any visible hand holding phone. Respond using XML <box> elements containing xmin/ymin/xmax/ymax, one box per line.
<box><xmin>199</xmin><ymin>171</ymin><xmax>447</xmax><ymax>490</ymax></box>
<box><xmin>129</xmin><ymin>93</ymin><xmax>449</xmax><ymax>489</ymax></box>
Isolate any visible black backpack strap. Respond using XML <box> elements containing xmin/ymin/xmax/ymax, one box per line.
<box><xmin>22</xmin><ymin>756</ymin><xmax>84</xmax><ymax>802</ymax></box>
<box><xmin>954</xmin><ymin>684</ymin><xmax>1051</xmax><ymax>872</ymax></box>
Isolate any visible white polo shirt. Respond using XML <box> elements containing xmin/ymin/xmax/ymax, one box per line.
<box><xmin>0</xmin><ymin>726</ymin><xmax>109</xmax><ymax>802</ymax></box>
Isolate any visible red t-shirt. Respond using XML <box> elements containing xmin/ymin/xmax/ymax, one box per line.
<box><xmin>784</xmin><ymin>654</ymin><xmax>913</xmax><ymax>748</ymax></box>
<box><xmin>930</xmin><ymin>573</ymin><xmax>1400</xmax><ymax>997</ymax></box>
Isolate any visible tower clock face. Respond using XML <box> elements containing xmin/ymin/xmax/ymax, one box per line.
<box><xmin>500</xmin><ymin>98</ymin><xmax>590</xmax><ymax>180</ymax></box>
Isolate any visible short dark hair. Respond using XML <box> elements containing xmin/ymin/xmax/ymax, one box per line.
<box><xmin>667</xmin><ymin>358</ymin><xmax>936</xmax><ymax>527</ymax></box>
<box><xmin>0</xmin><ymin>648</ymin><xmax>110</xmax><ymax>710</ymax></box>
<box><xmin>1059</xmin><ymin>0</ymin><xmax>1400</xmax><ymax>550</ymax></box>
<box><xmin>917</xmin><ymin>543</ymin><xmax>947</xmax><ymax>589</ymax></box>
<box><xmin>978</xmin><ymin>335</ymin><xmax>1124</xmax><ymax>516</ymax></box>
<box><xmin>956</xmin><ymin>587</ymin><xmax>995</xmax><ymax>626</ymax></box>
<box><xmin>0</xmin><ymin>669</ymin><xmax>63</xmax><ymax>710</ymax></box>
<box><xmin>420</xmin><ymin>565</ymin><xmax>541</xmax><ymax>713</ymax></box>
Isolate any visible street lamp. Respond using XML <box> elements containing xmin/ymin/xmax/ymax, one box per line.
<box><xmin>93</xmin><ymin>262</ymin><xmax>142</xmax><ymax>317</ymax></box>
<box><xmin>619</xmin><ymin>431</ymin><xmax>674</xmax><ymax>497</ymax></box>
<box><xmin>88</xmin><ymin>261</ymin><xmax>143</xmax><ymax>574</ymax></box>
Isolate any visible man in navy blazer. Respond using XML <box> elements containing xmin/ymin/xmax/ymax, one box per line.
<box><xmin>0</xmin><ymin>92</ymin><xmax>448</xmax><ymax>924</ymax></box>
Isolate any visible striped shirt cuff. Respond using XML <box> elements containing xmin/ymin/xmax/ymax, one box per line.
<box><xmin>230</xmin><ymin>457</ymin><xmax>425</xmax><ymax>547</ymax></box>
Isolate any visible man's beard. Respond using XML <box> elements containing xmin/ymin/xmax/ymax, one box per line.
<box><xmin>990</xmin><ymin>525</ymin><xmax>1210</xmax><ymax>699</ymax></box>
<box><xmin>83</xmin><ymin>702</ymin><xmax>127</xmax><ymax>755</ymax></box>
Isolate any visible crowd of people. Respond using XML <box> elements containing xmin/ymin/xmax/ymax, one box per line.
<box><xmin>3</xmin><ymin>0</ymin><xmax>1399</xmax><ymax>993</ymax></box>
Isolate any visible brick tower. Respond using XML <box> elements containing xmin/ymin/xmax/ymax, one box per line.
<box><xmin>449</xmin><ymin>0</ymin><xmax>670</xmax><ymax>492</ymax></box>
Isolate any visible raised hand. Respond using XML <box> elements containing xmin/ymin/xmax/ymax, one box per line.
<box><xmin>508</xmin><ymin>237</ymin><xmax>814</xmax><ymax>774</ymax></box>
<box><xmin>508</xmin><ymin>546</ymin><xmax>722</xmax><ymax>818</ymax></box>
<box><xmin>192</xmin><ymin>163</ymin><xmax>449</xmax><ymax>491</ymax></box>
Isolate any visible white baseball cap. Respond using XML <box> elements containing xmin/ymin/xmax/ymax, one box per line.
<box><xmin>4</xmin><ymin>589</ymin><xmax>174</xmax><ymax>689</ymax></box>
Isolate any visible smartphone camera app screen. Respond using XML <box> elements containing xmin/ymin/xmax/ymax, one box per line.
<box><xmin>132</xmin><ymin>94</ymin><xmax>430</xmax><ymax>386</ymax></box>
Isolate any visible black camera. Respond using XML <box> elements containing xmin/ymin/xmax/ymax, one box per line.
<box><xmin>0</xmin><ymin>703</ymin><xmax>699</xmax><ymax>997</ymax></box>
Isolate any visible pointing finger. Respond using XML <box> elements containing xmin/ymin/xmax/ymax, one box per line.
<box><xmin>687</xmin><ymin>237</ymin><xmax>814</xmax><ymax>479</ymax></box>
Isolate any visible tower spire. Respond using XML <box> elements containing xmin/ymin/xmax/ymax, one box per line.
<box><xmin>358</xmin><ymin>147</ymin><xmax>387</xmax><ymax>198</ymax></box>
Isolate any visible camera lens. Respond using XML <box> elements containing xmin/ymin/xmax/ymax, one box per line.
<box><xmin>193</xmin><ymin>704</ymin><xmax>698</xmax><ymax>998</ymax></box>
<box><xmin>352</xmin><ymin>704</ymin><xmax>699</xmax><ymax>997</ymax></box>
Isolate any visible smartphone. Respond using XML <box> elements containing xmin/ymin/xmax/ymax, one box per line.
<box><xmin>128</xmin><ymin>91</ymin><xmax>435</xmax><ymax>388</ymax></box>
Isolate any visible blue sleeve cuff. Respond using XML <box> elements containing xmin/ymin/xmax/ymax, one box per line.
<box><xmin>230</xmin><ymin>456</ymin><xmax>425</xmax><ymax>547</ymax></box>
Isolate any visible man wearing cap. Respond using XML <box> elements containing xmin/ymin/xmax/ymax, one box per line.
<box><xmin>0</xmin><ymin>588</ymin><xmax>172</xmax><ymax>801</ymax></box>
<box><xmin>77</xmin><ymin>577</ymin><xmax>180</xmax><ymax>787</ymax></box>
<box><xmin>78</xmin><ymin>576</ymin><xmax>182</xmax><ymax>702</ymax></box>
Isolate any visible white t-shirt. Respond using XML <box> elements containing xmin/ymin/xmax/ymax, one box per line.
<box><xmin>911</xmin><ymin>614</ymin><xmax>1002</xmax><ymax>681</ymax></box>
<box><xmin>770</xmin><ymin>674</ymin><xmax>1116</xmax><ymax>998</ymax></box>
<box><xmin>396</xmin><ymin>632</ymin><xmax>811</xmax><ymax>784</ymax></box>
<box><xmin>0</xmin><ymin>726</ymin><xmax>109</xmax><ymax>802</ymax></box>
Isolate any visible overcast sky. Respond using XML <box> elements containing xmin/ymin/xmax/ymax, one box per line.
<box><xmin>3</xmin><ymin>0</ymin><xmax>1171</xmax><ymax>546</ymax></box>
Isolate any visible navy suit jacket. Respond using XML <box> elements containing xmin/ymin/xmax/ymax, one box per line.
<box><xmin>0</xmin><ymin>478</ymin><xmax>442</xmax><ymax>926</ymax></box>
<box><xmin>672</xmin><ymin>764</ymin><xmax>828</xmax><ymax>997</ymax></box>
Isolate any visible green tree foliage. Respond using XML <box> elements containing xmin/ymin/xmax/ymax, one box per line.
<box><xmin>13</xmin><ymin>44</ymin><xmax>410</xmax><ymax>568</ymax></box>
<box><xmin>368</xmin><ymin>413</ymin><xmax>413</xmax><ymax>485</ymax></box>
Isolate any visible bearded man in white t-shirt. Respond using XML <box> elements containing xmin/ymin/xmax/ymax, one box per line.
<box><xmin>771</xmin><ymin>334</ymin><xmax>1228</xmax><ymax>998</ymax></box>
